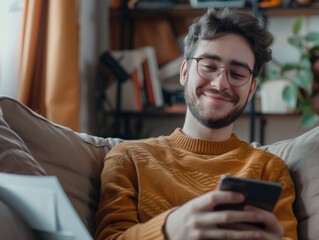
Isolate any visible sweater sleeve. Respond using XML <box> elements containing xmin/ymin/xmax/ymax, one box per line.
<box><xmin>262</xmin><ymin>155</ymin><xmax>298</xmax><ymax>240</ymax></box>
<box><xmin>94</xmin><ymin>152</ymin><xmax>172</xmax><ymax>240</ymax></box>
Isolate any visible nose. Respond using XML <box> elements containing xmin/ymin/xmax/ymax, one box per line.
<box><xmin>217</xmin><ymin>67</ymin><xmax>227</xmax><ymax>77</ymax></box>
<box><xmin>211</xmin><ymin>67</ymin><xmax>229</xmax><ymax>89</ymax></box>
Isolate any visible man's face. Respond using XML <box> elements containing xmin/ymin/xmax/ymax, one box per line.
<box><xmin>181</xmin><ymin>33</ymin><xmax>256</xmax><ymax>129</ymax></box>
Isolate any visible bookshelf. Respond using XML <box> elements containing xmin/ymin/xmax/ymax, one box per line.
<box><xmin>98</xmin><ymin>2</ymin><xmax>319</xmax><ymax>142</ymax></box>
<box><xmin>109</xmin><ymin>2</ymin><xmax>319</xmax><ymax>51</ymax></box>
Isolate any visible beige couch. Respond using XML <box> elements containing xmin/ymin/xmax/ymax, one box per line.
<box><xmin>0</xmin><ymin>96</ymin><xmax>319</xmax><ymax>239</ymax></box>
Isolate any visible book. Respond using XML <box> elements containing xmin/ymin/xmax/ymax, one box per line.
<box><xmin>0</xmin><ymin>173</ymin><xmax>92</xmax><ymax>240</ymax></box>
<box><xmin>131</xmin><ymin>67</ymin><xmax>144</xmax><ymax>111</ymax></box>
<box><xmin>142</xmin><ymin>58</ymin><xmax>156</xmax><ymax>106</ymax></box>
<box><xmin>106</xmin><ymin>46</ymin><xmax>164</xmax><ymax>111</ymax></box>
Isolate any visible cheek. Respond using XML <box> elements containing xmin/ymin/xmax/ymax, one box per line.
<box><xmin>238</xmin><ymin>88</ymin><xmax>253</xmax><ymax>103</ymax></box>
<box><xmin>229</xmin><ymin>88</ymin><xmax>248</xmax><ymax>105</ymax></box>
<box><xmin>235</xmin><ymin>80</ymin><xmax>256</xmax><ymax>102</ymax></box>
<box><xmin>185</xmin><ymin>72</ymin><xmax>201</xmax><ymax>92</ymax></box>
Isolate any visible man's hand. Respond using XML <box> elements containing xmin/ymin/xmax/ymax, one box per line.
<box><xmin>164</xmin><ymin>191</ymin><xmax>284</xmax><ymax>240</ymax></box>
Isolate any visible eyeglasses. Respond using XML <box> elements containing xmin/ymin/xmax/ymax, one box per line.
<box><xmin>189</xmin><ymin>57</ymin><xmax>254</xmax><ymax>87</ymax></box>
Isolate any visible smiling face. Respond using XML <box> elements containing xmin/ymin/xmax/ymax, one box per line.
<box><xmin>181</xmin><ymin>33</ymin><xmax>256</xmax><ymax>129</ymax></box>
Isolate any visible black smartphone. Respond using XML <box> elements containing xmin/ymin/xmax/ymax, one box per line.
<box><xmin>215</xmin><ymin>175</ymin><xmax>283</xmax><ymax>212</ymax></box>
<box><xmin>214</xmin><ymin>175</ymin><xmax>282</xmax><ymax>229</ymax></box>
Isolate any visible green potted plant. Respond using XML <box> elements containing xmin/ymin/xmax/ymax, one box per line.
<box><xmin>279</xmin><ymin>16</ymin><xmax>319</xmax><ymax>127</ymax></box>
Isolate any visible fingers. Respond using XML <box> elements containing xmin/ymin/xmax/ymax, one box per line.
<box><xmin>166</xmin><ymin>193</ymin><xmax>284</xmax><ymax>240</ymax></box>
<box><xmin>165</xmin><ymin>191</ymin><xmax>246</xmax><ymax>239</ymax></box>
<box><xmin>192</xmin><ymin>208</ymin><xmax>263</xmax><ymax>230</ymax></box>
<box><xmin>190</xmin><ymin>190</ymin><xmax>245</xmax><ymax>212</ymax></box>
<box><xmin>195</xmin><ymin>228</ymin><xmax>260</xmax><ymax>240</ymax></box>
<box><xmin>244</xmin><ymin>205</ymin><xmax>284</xmax><ymax>238</ymax></box>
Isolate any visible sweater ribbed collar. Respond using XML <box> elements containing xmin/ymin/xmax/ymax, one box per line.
<box><xmin>168</xmin><ymin>128</ymin><xmax>243</xmax><ymax>155</ymax></box>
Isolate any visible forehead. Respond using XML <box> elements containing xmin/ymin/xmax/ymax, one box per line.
<box><xmin>194</xmin><ymin>33</ymin><xmax>255</xmax><ymax>68</ymax></box>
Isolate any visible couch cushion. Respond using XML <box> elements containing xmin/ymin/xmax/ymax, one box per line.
<box><xmin>0</xmin><ymin>109</ymin><xmax>47</xmax><ymax>175</ymax></box>
<box><xmin>254</xmin><ymin>126</ymin><xmax>319</xmax><ymax>240</ymax></box>
<box><xmin>0</xmin><ymin>96</ymin><xmax>122</xmax><ymax>235</ymax></box>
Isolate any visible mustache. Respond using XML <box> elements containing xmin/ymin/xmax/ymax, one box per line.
<box><xmin>198</xmin><ymin>87</ymin><xmax>239</xmax><ymax>103</ymax></box>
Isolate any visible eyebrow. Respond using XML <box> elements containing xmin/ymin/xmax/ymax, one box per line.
<box><xmin>198</xmin><ymin>53</ymin><xmax>253</xmax><ymax>71</ymax></box>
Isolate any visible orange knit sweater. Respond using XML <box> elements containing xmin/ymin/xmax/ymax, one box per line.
<box><xmin>95</xmin><ymin>128</ymin><xmax>297</xmax><ymax>240</ymax></box>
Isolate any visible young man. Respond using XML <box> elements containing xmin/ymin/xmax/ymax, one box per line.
<box><xmin>95</xmin><ymin>8</ymin><xmax>297</xmax><ymax>240</ymax></box>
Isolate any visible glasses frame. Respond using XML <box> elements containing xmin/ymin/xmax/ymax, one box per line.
<box><xmin>188</xmin><ymin>57</ymin><xmax>254</xmax><ymax>87</ymax></box>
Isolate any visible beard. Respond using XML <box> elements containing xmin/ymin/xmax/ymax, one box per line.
<box><xmin>184</xmin><ymin>84</ymin><xmax>249</xmax><ymax>129</ymax></box>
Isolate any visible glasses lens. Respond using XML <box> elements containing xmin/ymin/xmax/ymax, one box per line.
<box><xmin>227</xmin><ymin>65</ymin><xmax>251</xmax><ymax>86</ymax></box>
<box><xmin>197</xmin><ymin>58</ymin><xmax>251</xmax><ymax>87</ymax></box>
<box><xmin>197</xmin><ymin>58</ymin><xmax>220</xmax><ymax>79</ymax></box>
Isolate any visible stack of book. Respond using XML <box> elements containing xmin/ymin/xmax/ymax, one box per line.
<box><xmin>105</xmin><ymin>46</ymin><xmax>164</xmax><ymax>112</ymax></box>
<box><xmin>159</xmin><ymin>55</ymin><xmax>186</xmax><ymax>112</ymax></box>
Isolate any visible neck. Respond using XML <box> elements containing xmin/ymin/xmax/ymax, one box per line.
<box><xmin>182</xmin><ymin>110</ymin><xmax>233</xmax><ymax>141</ymax></box>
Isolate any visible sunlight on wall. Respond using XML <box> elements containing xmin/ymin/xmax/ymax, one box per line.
<box><xmin>0</xmin><ymin>0</ymin><xmax>24</xmax><ymax>97</ymax></box>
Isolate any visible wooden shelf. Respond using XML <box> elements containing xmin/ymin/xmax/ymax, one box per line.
<box><xmin>263</xmin><ymin>6</ymin><xmax>319</xmax><ymax>16</ymax></box>
<box><xmin>109</xmin><ymin>109</ymin><xmax>301</xmax><ymax>119</ymax></box>
<box><xmin>110</xmin><ymin>4</ymin><xmax>319</xmax><ymax>17</ymax></box>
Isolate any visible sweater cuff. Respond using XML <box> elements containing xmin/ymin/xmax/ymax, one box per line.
<box><xmin>139</xmin><ymin>209</ymin><xmax>175</xmax><ymax>240</ymax></box>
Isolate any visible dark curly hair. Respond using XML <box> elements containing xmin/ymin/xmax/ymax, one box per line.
<box><xmin>183</xmin><ymin>8</ymin><xmax>273</xmax><ymax>78</ymax></box>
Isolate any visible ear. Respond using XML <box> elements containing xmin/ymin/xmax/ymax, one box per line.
<box><xmin>180</xmin><ymin>60</ymin><xmax>188</xmax><ymax>86</ymax></box>
<box><xmin>248</xmin><ymin>78</ymin><xmax>257</xmax><ymax>101</ymax></box>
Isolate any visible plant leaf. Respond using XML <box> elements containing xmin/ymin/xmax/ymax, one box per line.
<box><xmin>305</xmin><ymin>31</ymin><xmax>319</xmax><ymax>42</ymax></box>
<box><xmin>309</xmin><ymin>40</ymin><xmax>319</xmax><ymax>50</ymax></box>
<box><xmin>292</xmin><ymin>16</ymin><xmax>303</xmax><ymax>35</ymax></box>
<box><xmin>293</xmin><ymin>69</ymin><xmax>313</xmax><ymax>92</ymax></box>
<box><xmin>298</xmin><ymin>100</ymin><xmax>312</xmax><ymax>111</ymax></box>
<box><xmin>300</xmin><ymin>111</ymin><xmax>319</xmax><ymax>127</ymax></box>
<box><xmin>300</xmin><ymin>56</ymin><xmax>312</xmax><ymax>69</ymax></box>
<box><xmin>267</xmin><ymin>69</ymin><xmax>281</xmax><ymax>79</ymax></box>
<box><xmin>282</xmin><ymin>85</ymin><xmax>298</xmax><ymax>108</ymax></box>
<box><xmin>288</xmin><ymin>36</ymin><xmax>302</xmax><ymax>49</ymax></box>
<box><xmin>281</xmin><ymin>63</ymin><xmax>300</xmax><ymax>72</ymax></box>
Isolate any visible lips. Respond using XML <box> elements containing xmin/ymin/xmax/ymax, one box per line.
<box><xmin>199</xmin><ymin>88</ymin><xmax>238</xmax><ymax>103</ymax></box>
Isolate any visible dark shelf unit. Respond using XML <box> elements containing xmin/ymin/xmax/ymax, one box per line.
<box><xmin>110</xmin><ymin>3</ymin><xmax>319</xmax><ymax>17</ymax></box>
<box><xmin>98</xmin><ymin>3</ymin><xmax>319</xmax><ymax>141</ymax></box>
<box><xmin>97</xmin><ymin>107</ymin><xmax>302</xmax><ymax>144</ymax></box>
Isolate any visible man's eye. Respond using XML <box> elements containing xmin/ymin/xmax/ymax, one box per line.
<box><xmin>229</xmin><ymin>70</ymin><xmax>246</xmax><ymax>79</ymax></box>
<box><xmin>202</xmin><ymin>64</ymin><xmax>218</xmax><ymax>71</ymax></box>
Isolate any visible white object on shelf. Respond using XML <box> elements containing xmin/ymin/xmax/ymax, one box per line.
<box><xmin>259</xmin><ymin>78</ymin><xmax>294</xmax><ymax>113</ymax></box>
